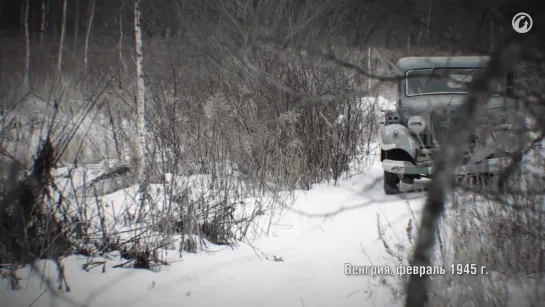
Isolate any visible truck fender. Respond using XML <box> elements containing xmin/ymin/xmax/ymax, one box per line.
<box><xmin>380</xmin><ymin>124</ymin><xmax>419</xmax><ymax>160</ymax></box>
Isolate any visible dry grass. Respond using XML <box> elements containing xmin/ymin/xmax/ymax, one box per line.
<box><xmin>0</xmin><ymin>25</ymin><xmax>386</xmax><ymax>291</ymax></box>
<box><xmin>379</xmin><ymin>143</ymin><xmax>545</xmax><ymax>306</ymax></box>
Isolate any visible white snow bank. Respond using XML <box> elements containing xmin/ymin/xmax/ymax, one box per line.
<box><xmin>1</xmin><ymin>155</ymin><xmax>426</xmax><ymax>307</ymax></box>
<box><xmin>4</xmin><ymin>137</ymin><xmax>538</xmax><ymax>307</ymax></box>
<box><xmin>335</xmin><ymin>96</ymin><xmax>396</xmax><ymax>125</ymax></box>
<box><xmin>361</xmin><ymin>96</ymin><xmax>396</xmax><ymax>111</ymax></box>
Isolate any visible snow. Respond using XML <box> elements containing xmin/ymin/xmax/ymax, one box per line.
<box><xmin>2</xmin><ymin>96</ymin><xmax>540</xmax><ymax>307</ymax></box>
<box><xmin>336</xmin><ymin>96</ymin><xmax>395</xmax><ymax>126</ymax></box>
<box><xmin>361</xmin><ymin>96</ymin><xmax>396</xmax><ymax>111</ymax></box>
<box><xmin>1</xmin><ymin>151</ymin><xmax>429</xmax><ymax>307</ymax></box>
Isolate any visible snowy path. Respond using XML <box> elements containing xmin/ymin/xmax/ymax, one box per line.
<box><xmin>2</xmin><ymin>158</ymin><xmax>427</xmax><ymax>307</ymax></box>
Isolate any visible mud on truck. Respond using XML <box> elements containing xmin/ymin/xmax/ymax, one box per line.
<box><xmin>380</xmin><ymin>56</ymin><xmax>525</xmax><ymax>195</ymax></box>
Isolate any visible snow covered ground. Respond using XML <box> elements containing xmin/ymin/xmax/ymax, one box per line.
<box><xmin>1</xmin><ymin>151</ymin><xmax>429</xmax><ymax>307</ymax></box>
<box><xmin>361</xmin><ymin>96</ymin><xmax>397</xmax><ymax>111</ymax></box>
<box><xmin>2</xmin><ymin>95</ymin><xmax>540</xmax><ymax>307</ymax></box>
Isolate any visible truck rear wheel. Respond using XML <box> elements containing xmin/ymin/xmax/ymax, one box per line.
<box><xmin>384</xmin><ymin>171</ymin><xmax>400</xmax><ymax>195</ymax></box>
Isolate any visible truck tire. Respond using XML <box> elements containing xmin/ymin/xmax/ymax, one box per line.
<box><xmin>384</xmin><ymin>171</ymin><xmax>400</xmax><ymax>195</ymax></box>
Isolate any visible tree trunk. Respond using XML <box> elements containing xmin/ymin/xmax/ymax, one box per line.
<box><xmin>134</xmin><ymin>0</ymin><xmax>149</xmax><ymax>223</ymax></box>
<box><xmin>367</xmin><ymin>47</ymin><xmax>371</xmax><ymax>92</ymax></box>
<box><xmin>74</xmin><ymin>0</ymin><xmax>79</xmax><ymax>52</ymax></box>
<box><xmin>119</xmin><ymin>0</ymin><xmax>127</xmax><ymax>73</ymax></box>
<box><xmin>57</xmin><ymin>0</ymin><xmax>68</xmax><ymax>74</ymax></box>
<box><xmin>404</xmin><ymin>41</ymin><xmax>522</xmax><ymax>307</ymax></box>
<box><xmin>424</xmin><ymin>0</ymin><xmax>431</xmax><ymax>46</ymax></box>
<box><xmin>489</xmin><ymin>20</ymin><xmax>494</xmax><ymax>51</ymax></box>
<box><xmin>24</xmin><ymin>0</ymin><xmax>30</xmax><ymax>92</ymax></box>
<box><xmin>84</xmin><ymin>0</ymin><xmax>96</xmax><ymax>72</ymax></box>
<box><xmin>40</xmin><ymin>0</ymin><xmax>46</xmax><ymax>47</ymax></box>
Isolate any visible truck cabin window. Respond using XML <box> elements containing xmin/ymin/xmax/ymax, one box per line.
<box><xmin>405</xmin><ymin>68</ymin><xmax>502</xmax><ymax>96</ymax></box>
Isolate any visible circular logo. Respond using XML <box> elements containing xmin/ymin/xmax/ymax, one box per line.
<box><xmin>512</xmin><ymin>12</ymin><xmax>533</xmax><ymax>33</ymax></box>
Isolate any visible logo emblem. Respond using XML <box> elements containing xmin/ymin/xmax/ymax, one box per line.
<box><xmin>512</xmin><ymin>12</ymin><xmax>533</xmax><ymax>33</ymax></box>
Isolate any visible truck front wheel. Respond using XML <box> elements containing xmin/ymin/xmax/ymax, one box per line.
<box><xmin>384</xmin><ymin>171</ymin><xmax>400</xmax><ymax>195</ymax></box>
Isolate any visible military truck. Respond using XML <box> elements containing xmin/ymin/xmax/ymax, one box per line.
<box><xmin>380</xmin><ymin>56</ymin><xmax>521</xmax><ymax>194</ymax></box>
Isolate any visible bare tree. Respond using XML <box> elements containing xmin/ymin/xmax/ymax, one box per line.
<box><xmin>74</xmin><ymin>0</ymin><xmax>79</xmax><ymax>52</ymax></box>
<box><xmin>118</xmin><ymin>0</ymin><xmax>128</xmax><ymax>73</ymax></box>
<box><xmin>134</xmin><ymin>0</ymin><xmax>149</xmax><ymax>222</ymax></box>
<box><xmin>415</xmin><ymin>0</ymin><xmax>431</xmax><ymax>47</ymax></box>
<box><xmin>489</xmin><ymin>20</ymin><xmax>494</xmax><ymax>50</ymax></box>
<box><xmin>57</xmin><ymin>0</ymin><xmax>68</xmax><ymax>74</ymax></box>
<box><xmin>424</xmin><ymin>0</ymin><xmax>431</xmax><ymax>45</ymax></box>
<box><xmin>404</xmin><ymin>39</ymin><xmax>522</xmax><ymax>307</ymax></box>
<box><xmin>84</xmin><ymin>0</ymin><xmax>96</xmax><ymax>71</ymax></box>
<box><xmin>24</xmin><ymin>0</ymin><xmax>30</xmax><ymax>91</ymax></box>
<box><xmin>40</xmin><ymin>0</ymin><xmax>47</xmax><ymax>47</ymax></box>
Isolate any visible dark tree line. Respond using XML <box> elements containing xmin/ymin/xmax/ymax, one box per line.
<box><xmin>1</xmin><ymin>0</ymin><xmax>541</xmax><ymax>52</ymax></box>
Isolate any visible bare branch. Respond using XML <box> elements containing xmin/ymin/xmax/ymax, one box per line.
<box><xmin>239</xmin><ymin>50</ymin><xmax>383</xmax><ymax>106</ymax></box>
<box><xmin>404</xmin><ymin>38</ymin><xmax>523</xmax><ymax>307</ymax></box>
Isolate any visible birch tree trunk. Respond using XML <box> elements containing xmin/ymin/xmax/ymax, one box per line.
<box><xmin>134</xmin><ymin>0</ymin><xmax>149</xmax><ymax>222</ymax></box>
<box><xmin>57</xmin><ymin>0</ymin><xmax>68</xmax><ymax>74</ymax></box>
<box><xmin>24</xmin><ymin>0</ymin><xmax>30</xmax><ymax>92</ymax></box>
<box><xmin>84</xmin><ymin>0</ymin><xmax>96</xmax><ymax>72</ymax></box>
